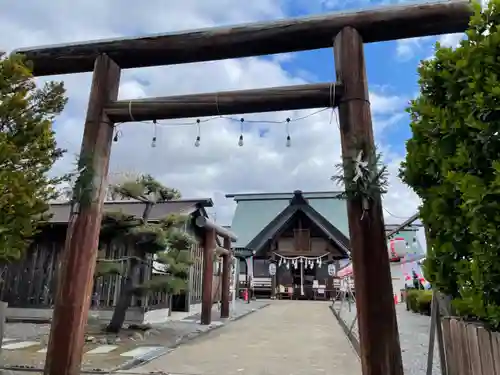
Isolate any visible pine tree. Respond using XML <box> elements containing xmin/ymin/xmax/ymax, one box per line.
<box><xmin>0</xmin><ymin>54</ymin><xmax>67</xmax><ymax>262</ymax></box>
<box><xmin>95</xmin><ymin>174</ymin><xmax>195</xmax><ymax>333</ymax></box>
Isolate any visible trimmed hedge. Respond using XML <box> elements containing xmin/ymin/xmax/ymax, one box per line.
<box><xmin>406</xmin><ymin>289</ymin><xmax>432</xmax><ymax>316</ymax></box>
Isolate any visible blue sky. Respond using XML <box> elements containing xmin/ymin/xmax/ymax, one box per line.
<box><xmin>276</xmin><ymin>0</ymin><xmax>444</xmax><ymax>156</ymax></box>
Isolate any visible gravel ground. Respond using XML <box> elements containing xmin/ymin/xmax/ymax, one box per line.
<box><xmin>332</xmin><ymin>301</ymin><xmax>441</xmax><ymax>375</ymax></box>
<box><xmin>3</xmin><ymin>323</ymin><xmax>51</xmax><ymax>341</ymax></box>
<box><xmin>3</xmin><ymin>300</ymin><xmax>267</xmax><ymax>342</ymax></box>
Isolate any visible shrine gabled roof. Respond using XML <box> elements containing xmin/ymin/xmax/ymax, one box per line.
<box><xmin>226</xmin><ymin>190</ymin><xmax>350</xmax><ymax>253</ymax></box>
<box><xmin>47</xmin><ymin>199</ymin><xmax>213</xmax><ymax>223</ymax></box>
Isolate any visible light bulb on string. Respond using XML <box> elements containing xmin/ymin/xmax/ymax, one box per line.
<box><xmin>113</xmin><ymin>129</ymin><xmax>122</xmax><ymax>143</ymax></box>
<box><xmin>194</xmin><ymin>119</ymin><xmax>201</xmax><ymax>147</ymax></box>
<box><xmin>238</xmin><ymin>118</ymin><xmax>244</xmax><ymax>147</ymax></box>
<box><xmin>151</xmin><ymin>120</ymin><xmax>158</xmax><ymax>148</ymax></box>
<box><xmin>285</xmin><ymin>118</ymin><xmax>291</xmax><ymax>147</ymax></box>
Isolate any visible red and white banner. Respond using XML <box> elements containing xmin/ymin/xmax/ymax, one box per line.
<box><xmin>337</xmin><ymin>264</ymin><xmax>353</xmax><ymax>278</ymax></box>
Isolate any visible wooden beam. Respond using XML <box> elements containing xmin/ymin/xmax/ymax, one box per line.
<box><xmin>220</xmin><ymin>237</ymin><xmax>231</xmax><ymax>319</ymax></box>
<box><xmin>334</xmin><ymin>27</ymin><xmax>403</xmax><ymax>375</ymax></box>
<box><xmin>44</xmin><ymin>54</ymin><xmax>121</xmax><ymax>375</ymax></box>
<box><xmin>105</xmin><ymin>83</ymin><xmax>341</xmax><ymax>122</ymax></box>
<box><xmin>215</xmin><ymin>245</ymin><xmax>230</xmax><ymax>256</ymax></box>
<box><xmin>386</xmin><ymin>212</ymin><xmax>420</xmax><ymax>238</ymax></box>
<box><xmin>16</xmin><ymin>0</ymin><xmax>471</xmax><ymax>76</ymax></box>
<box><xmin>201</xmin><ymin>228</ymin><xmax>216</xmax><ymax>325</ymax></box>
<box><xmin>196</xmin><ymin>216</ymin><xmax>237</xmax><ymax>242</ymax></box>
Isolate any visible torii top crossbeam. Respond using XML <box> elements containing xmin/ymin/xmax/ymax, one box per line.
<box><xmin>15</xmin><ymin>0</ymin><xmax>472</xmax><ymax>76</ymax></box>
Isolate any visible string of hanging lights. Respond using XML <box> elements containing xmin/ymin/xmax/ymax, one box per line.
<box><xmin>112</xmin><ymin>107</ymin><xmax>330</xmax><ymax>148</ymax></box>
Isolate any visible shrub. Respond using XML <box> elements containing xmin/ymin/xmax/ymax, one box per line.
<box><xmin>406</xmin><ymin>289</ymin><xmax>432</xmax><ymax>315</ymax></box>
<box><xmin>400</xmin><ymin>0</ymin><xmax>500</xmax><ymax>329</ymax></box>
<box><xmin>406</xmin><ymin>289</ymin><xmax>421</xmax><ymax>313</ymax></box>
<box><xmin>416</xmin><ymin>290</ymin><xmax>433</xmax><ymax>316</ymax></box>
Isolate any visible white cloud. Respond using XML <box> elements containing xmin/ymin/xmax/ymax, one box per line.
<box><xmin>0</xmin><ymin>0</ymin><xmax>420</xmax><ymax>228</ymax></box>
<box><xmin>438</xmin><ymin>33</ymin><xmax>464</xmax><ymax>48</ymax></box>
<box><xmin>395</xmin><ymin>36</ymin><xmax>433</xmax><ymax>61</ymax></box>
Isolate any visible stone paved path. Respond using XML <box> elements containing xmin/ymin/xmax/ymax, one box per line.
<box><xmin>123</xmin><ymin>300</ymin><xmax>361</xmax><ymax>375</ymax></box>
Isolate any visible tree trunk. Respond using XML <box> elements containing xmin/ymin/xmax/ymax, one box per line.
<box><xmin>106</xmin><ymin>202</ymin><xmax>153</xmax><ymax>332</ymax></box>
<box><xmin>106</xmin><ymin>258</ymin><xmax>138</xmax><ymax>333</ymax></box>
<box><xmin>0</xmin><ymin>301</ymin><xmax>7</xmax><ymax>353</ymax></box>
<box><xmin>168</xmin><ymin>294</ymin><xmax>172</xmax><ymax>317</ymax></box>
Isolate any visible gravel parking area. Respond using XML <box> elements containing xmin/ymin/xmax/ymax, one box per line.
<box><xmin>332</xmin><ymin>301</ymin><xmax>441</xmax><ymax>375</ymax></box>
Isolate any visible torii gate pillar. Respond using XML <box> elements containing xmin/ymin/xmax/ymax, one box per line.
<box><xmin>334</xmin><ymin>26</ymin><xmax>404</xmax><ymax>375</ymax></box>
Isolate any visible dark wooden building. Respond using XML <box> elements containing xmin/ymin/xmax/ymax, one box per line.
<box><xmin>1</xmin><ymin>199</ymin><xmax>222</xmax><ymax>323</ymax></box>
<box><xmin>227</xmin><ymin>190</ymin><xmax>351</xmax><ymax>300</ymax></box>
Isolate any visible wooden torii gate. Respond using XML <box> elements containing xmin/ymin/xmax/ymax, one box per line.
<box><xmin>15</xmin><ymin>1</ymin><xmax>472</xmax><ymax>375</ymax></box>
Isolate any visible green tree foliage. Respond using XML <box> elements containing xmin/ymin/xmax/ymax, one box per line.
<box><xmin>400</xmin><ymin>0</ymin><xmax>500</xmax><ymax>328</ymax></box>
<box><xmin>96</xmin><ymin>174</ymin><xmax>194</xmax><ymax>333</ymax></box>
<box><xmin>0</xmin><ymin>54</ymin><xmax>67</xmax><ymax>261</ymax></box>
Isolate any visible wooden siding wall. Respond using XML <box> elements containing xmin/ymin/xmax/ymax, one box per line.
<box><xmin>93</xmin><ymin>240</ymin><xmax>150</xmax><ymax>309</ymax></box>
<box><xmin>278</xmin><ymin>238</ymin><xmax>294</xmax><ymax>252</ymax></box>
<box><xmin>189</xmin><ymin>242</ymin><xmax>204</xmax><ymax>306</ymax></box>
<box><xmin>0</xmin><ymin>230</ymin><xmax>62</xmax><ymax>308</ymax></box>
<box><xmin>311</xmin><ymin>238</ymin><xmax>328</xmax><ymax>253</ymax></box>
<box><xmin>212</xmin><ymin>275</ymin><xmax>222</xmax><ymax>303</ymax></box>
<box><xmin>277</xmin><ymin>237</ymin><xmax>341</xmax><ymax>256</ymax></box>
<box><xmin>2</xmin><ymin>219</ymin><xmax>207</xmax><ymax>311</ymax></box>
<box><xmin>0</xmin><ymin>227</ymin><xmax>152</xmax><ymax>309</ymax></box>
<box><xmin>294</xmin><ymin>229</ymin><xmax>311</xmax><ymax>251</ymax></box>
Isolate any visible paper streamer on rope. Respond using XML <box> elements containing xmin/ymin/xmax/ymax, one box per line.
<box><xmin>275</xmin><ymin>253</ymin><xmax>329</xmax><ymax>270</ymax></box>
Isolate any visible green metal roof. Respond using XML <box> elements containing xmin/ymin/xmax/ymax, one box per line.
<box><xmin>229</xmin><ymin>199</ymin><xmax>289</xmax><ymax>248</ymax></box>
<box><xmin>308</xmin><ymin>198</ymin><xmax>349</xmax><ymax>237</ymax></box>
<box><xmin>227</xmin><ymin>191</ymin><xmax>349</xmax><ymax>249</ymax></box>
